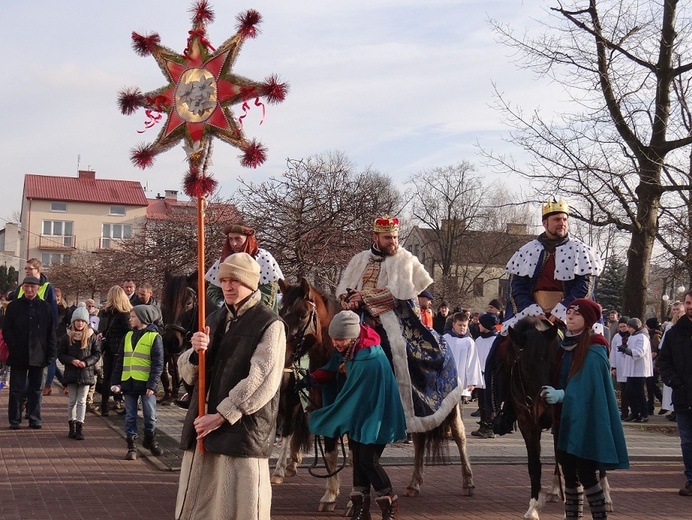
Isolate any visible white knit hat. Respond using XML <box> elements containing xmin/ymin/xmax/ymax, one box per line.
<box><xmin>217</xmin><ymin>252</ymin><xmax>261</xmax><ymax>290</ymax></box>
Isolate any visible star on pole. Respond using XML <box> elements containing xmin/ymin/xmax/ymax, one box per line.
<box><xmin>118</xmin><ymin>0</ymin><xmax>288</xmax><ymax>197</ymax></box>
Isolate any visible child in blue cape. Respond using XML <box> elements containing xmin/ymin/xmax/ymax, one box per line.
<box><xmin>303</xmin><ymin>310</ymin><xmax>406</xmax><ymax>520</ymax></box>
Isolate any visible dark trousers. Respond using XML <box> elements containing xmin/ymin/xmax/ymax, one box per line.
<box><xmin>100</xmin><ymin>351</ymin><xmax>121</xmax><ymax>410</ymax></box>
<box><xmin>350</xmin><ymin>440</ymin><xmax>392</xmax><ymax>496</ymax></box>
<box><xmin>477</xmin><ymin>388</ymin><xmax>491</xmax><ymax>422</ymax></box>
<box><xmin>618</xmin><ymin>381</ymin><xmax>630</xmax><ymax>417</ymax></box>
<box><xmin>646</xmin><ymin>374</ymin><xmax>662</xmax><ymax>413</ymax></box>
<box><xmin>8</xmin><ymin>366</ymin><xmax>46</xmax><ymax>426</ymax></box>
<box><xmin>559</xmin><ymin>450</ymin><xmax>599</xmax><ymax>490</ymax></box>
<box><xmin>627</xmin><ymin>376</ymin><xmax>647</xmax><ymax>419</ymax></box>
<box><xmin>160</xmin><ymin>353</ymin><xmax>181</xmax><ymax>397</ymax></box>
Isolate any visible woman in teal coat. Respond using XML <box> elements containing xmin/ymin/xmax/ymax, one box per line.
<box><xmin>541</xmin><ymin>298</ymin><xmax>629</xmax><ymax>519</ymax></box>
<box><xmin>303</xmin><ymin>310</ymin><xmax>406</xmax><ymax>520</ymax></box>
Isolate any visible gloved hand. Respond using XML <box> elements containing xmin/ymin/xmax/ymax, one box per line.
<box><xmin>294</xmin><ymin>375</ymin><xmax>314</xmax><ymax>393</ymax></box>
<box><xmin>617</xmin><ymin>345</ymin><xmax>633</xmax><ymax>356</ymax></box>
<box><xmin>541</xmin><ymin>386</ymin><xmax>565</xmax><ymax>404</ymax></box>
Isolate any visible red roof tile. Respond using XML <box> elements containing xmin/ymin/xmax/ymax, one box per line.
<box><xmin>23</xmin><ymin>172</ymin><xmax>148</xmax><ymax>206</ymax></box>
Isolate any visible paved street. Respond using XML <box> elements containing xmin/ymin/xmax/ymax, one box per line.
<box><xmin>0</xmin><ymin>387</ymin><xmax>689</xmax><ymax>519</ymax></box>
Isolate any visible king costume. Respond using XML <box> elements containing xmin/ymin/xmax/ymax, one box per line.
<box><xmin>503</xmin><ymin>199</ymin><xmax>603</xmax><ymax>333</ymax></box>
<box><xmin>336</xmin><ymin>217</ymin><xmax>462</xmax><ymax>433</ymax></box>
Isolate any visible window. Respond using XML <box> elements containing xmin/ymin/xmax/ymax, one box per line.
<box><xmin>473</xmin><ymin>278</ymin><xmax>485</xmax><ymax>297</ymax></box>
<box><xmin>50</xmin><ymin>202</ymin><xmax>67</xmax><ymax>212</ymax></box>
<box><xmin>109</xmin><ymin>205</ymin><xmax>126</xmax><ymax>216</ymax></box>
<box><xmin>101</xmin><ymin>223</ymin><xmax>132</xmax><ymax>248</ymax></box>
<box><xmin>42</xmin><ymin>220</ymin><xmax>74</xmax><ymax>247</ymax></box>
<box><xmin>41</xmin><ymin>253</ymin><xmax>70</xmax><ymax>266</ymax></box>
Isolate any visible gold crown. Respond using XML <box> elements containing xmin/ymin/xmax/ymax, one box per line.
<box><xmin>373</xmin><ymin>216</ymin><xmax>400</xmax><ymax>233</ymax></box>
<box><xmin>542</xmin><ymin>197</ymin><xmax>569</xmax><ymax>218</ymax></box>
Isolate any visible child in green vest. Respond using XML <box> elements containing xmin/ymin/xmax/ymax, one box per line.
<box><xmin>111</xmin><ymin>304</ymin><xmax>164</xmax><ymax>460</ymax></box>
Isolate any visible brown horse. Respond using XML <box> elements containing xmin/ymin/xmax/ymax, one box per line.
<box><xmin>505</xmin><ymin>317</ymin><xmax>612</xmax><ymax>519</ymax></box>
<box><xmin>271</xmin><ymin>277</ymin><xmax>341</xmax><ymax>511</ymax></box>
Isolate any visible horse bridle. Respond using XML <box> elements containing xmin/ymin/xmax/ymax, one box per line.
<box><xmin>286</xmin><ymin>299</ymin><xmax>318</xmax><ymax>367</ymax></box>
<box><xmin>163</xmin><ymin>287</ymin><xmax>198</xmax><ymax>348</ymax></box>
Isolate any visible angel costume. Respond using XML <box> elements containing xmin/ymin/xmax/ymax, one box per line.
<box><xmin>337</xmin><ymin>245</ymin><xmax>462</xmax><ymax>432</ymax></box>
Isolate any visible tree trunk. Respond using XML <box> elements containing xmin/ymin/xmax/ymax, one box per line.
<box><xmin>622</xmin><ymin>180</ymin><xmax>660</xmax><ymax>318</ymax></box>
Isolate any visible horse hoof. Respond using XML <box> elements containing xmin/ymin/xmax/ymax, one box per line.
<box><xmin>270</xmin><ymin>475</ymin><xmax>284</xmax><ymax>484</ymax></box>
<box><xmin>404</xmin><ymin>487</ymin><xmax>420</xmax><ymax>497</ymax></box>
<box><xmin>545</xmin><ymin>493</ymin><xmax>559</xmax><ymax>503</ymax></box>
<box><xmin>285</xmin><ymin>468</ymin><xmax>297</xmax><ymax>477</ymax></box>
<box><xmin>317</xmin><ymin>501</ymin><xmax>335</xmax><ymax>512</ymax></box>
<box><xmin>461</xmin><ymin>486</ymin><xmax>474</xmax><ymax>497</ymax></box>
<box><xmin>605</xmin><ymin>502</ymin><xmax>613</xmax><ymax>512</ymax></box>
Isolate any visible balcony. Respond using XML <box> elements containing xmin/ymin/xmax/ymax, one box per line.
<box><xmin>38</xmin><ymin>234</ymin><xmax>76</xmax><ymax>250</ymax></box>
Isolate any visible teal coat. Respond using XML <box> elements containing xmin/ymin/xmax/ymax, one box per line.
<box><xmin>309</xmin><ymin>345</ymin><xmax>407</xmax><ymax>445</ymax></box>
<box><xmin>557</xmin><ymin>344</ymin><xmax>629</xmax><ymax>470</ymax></box>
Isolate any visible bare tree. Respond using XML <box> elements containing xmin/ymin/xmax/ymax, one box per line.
<box><xmin>486</xmin><ymin>0</ymin><xmax>692</xmax><ymax>318</ymax></box>
<box><xmin>233</xmin><ymin>151</ymin><xmax>402</xmax><ymax>291</ymax></box>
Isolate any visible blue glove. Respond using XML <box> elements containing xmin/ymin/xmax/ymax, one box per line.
<box><xmin>541</xmin><ymin>386</ymin><xmax>565</xmax><ymax>404</ymax></box>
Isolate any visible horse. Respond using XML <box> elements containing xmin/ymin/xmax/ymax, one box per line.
<box><xmin>271</xmin><ymin>277</ymin><xmax>341</xmax><ymax>512</ymax></box>
<box><xmin>504</xmin><ymin>316</ymin><xmax>612</xmax><ymax>519</ymax></box>
<box><xmin>160</xmin><ymin>270</ymin><xmax>215</xmax><ymax>406</ymax></box>
<box><xmin>273</xmin><ymin>278</ymin><xmax>475</xmax><ymax>511</ymax></box>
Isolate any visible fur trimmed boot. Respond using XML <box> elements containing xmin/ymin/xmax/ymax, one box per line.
<box><xmin>349</xmin><ymin>491</ymin><xmax>372</xmax><ymax>520</ymax></box>
<box><xmin>68</xmin><ymin>420</ymin><xmax>76</xmax><ymax>439</ymax></box>
<box><xmin>375</xmin><ymin>494</ymin><xmax>399</xmax><ymax>520</ymax></box>
<box><xmin>74</xmin><ymin>421</ymin><xmax>85</xmax><ymax>441</ymax></box>
<box><xmin>126</xmin><ymin>435</ymin><xmax>138</xmax><ymax>460</ymax></box>
<box><xmin>142</xmin><ymin>430</ymin><xmax>163</xmax><ymax>456</ymax></box>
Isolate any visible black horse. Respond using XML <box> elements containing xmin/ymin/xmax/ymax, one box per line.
<box><xmin>504</xmin><ymin>316</ymin><xmax>612</xmax><ymax>519</ymax></box>
<box><xmin>160</xmin><ymin>270</ymin><xmax>215</xmax><ymax>406</ymax></box>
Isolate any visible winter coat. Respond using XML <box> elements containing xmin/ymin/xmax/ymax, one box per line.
<box><xmin>622</xmin><ymin>329</ymin><xmax>653</xmax><ymax>378</ymax></box>
<box><xmin>112</xmin><ymin>323</ymin><xmax>164</xmax><ymax>394</ymax></box>
<box><xmin>98</xmin><ymin>307</ymin><xmax>131</xmax><ymax>355</ymax></box>
<box><xmin>58</xmin><ymin>328</ymin><xmax>102</xmax><ymax>385</ymax></box>
<box><xmin>657</xmin><ymin>315</ymin><xmax>692</xmax><ymax>412</ymax></box>
<box><xmin>2</xmin><ymin>295</ymin><xmax>56</xmax><ymax>367</ymax></box>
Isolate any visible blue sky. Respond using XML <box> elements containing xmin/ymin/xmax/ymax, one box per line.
<box><xmin>0</xmin><ymin>0</ymin><xmax>558</xmax><ymax>222</ymax></box>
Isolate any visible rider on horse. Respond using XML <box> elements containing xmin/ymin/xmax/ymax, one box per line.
<box><xmin>336</xmin><ymin>215</ymin><xmax>462</xmax><ymax>434</ymax></box>
<box><xmin>487</xmin><ymin>198</ymin><xmax>604</xmax><ymax>435</ymax></box>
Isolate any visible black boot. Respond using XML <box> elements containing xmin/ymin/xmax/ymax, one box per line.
<box><xmin>68</xmin><ymin>420</ymin><xmax>76</xmax><ymax>439</ymax></box>
<box><xmin>349</xmin><ymin>491</ymin><xmax>372</xmax><ymax>520</ymax></box>
<box><xmin>75</xmin><ymin>421</ymin><xmax>85</xmax><ymax>441</ymax></box>
<box><xmin>142</xmin><ymin>430</ymin><xmax>163</xmax><ymax>456</ymax></box>
<box><xmin>473</xmin><ymin>422</ymin><xmax>496</xmax><ymax>439</ymax></box>
<box><xmin>126</xmin><ymin>435</ymin><xmax>138</xmax><ymax>460</ymax></box>
<box><xmin>375</xmin><ymin>494</ymin><xmax>399</xmax><ymax>520</ymax></box>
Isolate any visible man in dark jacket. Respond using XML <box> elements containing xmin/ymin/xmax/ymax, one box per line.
<box><xmin>3</xmin><ymin>276</ymin><xmax>57</xmax><ymax>429</ymax></box>
<box><xmin>657</xmin><ymin>289</ymin><xmax>692</xmax><ymax>496</ymax></box>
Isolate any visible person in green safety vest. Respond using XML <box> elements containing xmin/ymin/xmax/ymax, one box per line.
<box><xmin>111</xmin><ymin>304</ymin><xmax>164</xmax><ymax>460</ymax></box>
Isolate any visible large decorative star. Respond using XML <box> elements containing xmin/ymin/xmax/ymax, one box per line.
<box><xmin>118</xmin><ymin>0</ymin><xmax>287</xmax><ymax>196</ymax></box>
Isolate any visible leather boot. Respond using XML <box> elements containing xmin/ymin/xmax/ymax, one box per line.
<box><xmin>126</xmin><ymin>435</ymin><xmax>138</xmax><ymax>460</ymax></box>
<box><xmin>142</xmin><ymin>430</ymin><xmax>163</xmax><ymax>456</ymax></box>
<box><xmin>349</xmin><ymin>491</ymin><xmax>372</xmax><ymax>520</ymax></box>
<box><xmin>375</xmin><ymin>494</ymin><xmax>399</xmax><ymax>520</ymax></box>
<box><xmin>68</xmin><ymin>420</ymin><xmax>76</xmax><ymax>439</ymax></box>
<box><xmin>75</xmin><ymin>421</ymin><xmax>85</xmax><ymax>441</ymax></box>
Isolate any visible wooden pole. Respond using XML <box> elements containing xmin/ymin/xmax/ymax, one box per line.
<box><xmin>197</xmin><ymin>194</ymin><xmax>207</xmax><ymax>452</ymax></box>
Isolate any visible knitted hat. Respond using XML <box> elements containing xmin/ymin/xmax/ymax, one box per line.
<box><xmin>71</xmin><ymin>306</ymin><xmax>90</xmax><ymax>324</ymax></box>
<box><xmin>645</xmin><ymin>317</ymin><xmax>661</xmax><ymax>330</ymax></box>
<box><xmin>21</xmin><ymin>276</ymin><xmax>40</xmax><ymax>285</ymax></box>
<box><xmin>488</xmin><ymin>298</ymin><xmax>503</xmax><ymax>312</ymax></box>
<box><xmin>627</xmin><ymin>317</ymin><xmax>642</xmax><ymax>330</ymax></box>
<box><xmin>133</xmin><ymin>304</ymin><xmax>160</xmax><ymax>326</ymax></box>
<box><xmin>618</xmin><ymin>316</ymin><xmax>630</xmax><ymax>325</ymax></box>
<box><xmin>478</xmin><ymin>312</ymin><xmax>499</xmax><ymax>331</ymax></box>
<box><xmin>328</xmin><ymin>311</ymin><xmax>361</xmax><ymax>340</ymax></box>
<box><xmin>217</xmin><ymin>252</ymin><xmax>261</xmax><ymax>290</ymax></box>
<box><xmin>567</xmin><ymin>298</ymin><xmax>602</xmax><ymax>329</ymax></box>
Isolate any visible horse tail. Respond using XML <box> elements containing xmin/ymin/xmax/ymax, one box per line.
<box><xmin>422</xmin><ymin>416</ymin><xmax>454</xmax><ymax>464</ymax></box>
<box><xmin>292</xmin><ymin>407</ymin><xmax>312</xmax><ymax>453</ymax></box>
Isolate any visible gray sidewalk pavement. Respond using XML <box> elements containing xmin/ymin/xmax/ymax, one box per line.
<box><xmin>1</xmin><ymin>387</ymin><xmax>689</xmax><ymax>520</ymax></box>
